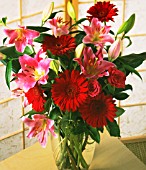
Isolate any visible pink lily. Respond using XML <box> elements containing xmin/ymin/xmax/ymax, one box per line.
<box><xmin>74</xmin><ymin>46</ymin><xmax>114</xmax><ymax>79</ymax></box>
<box><xmin>13</xmin><ymin>50</ymin><xmax>51</xmax><ymax>92</ymax></box>
<box><xmin>48</xmin><ymin>17</ymin><xmax>69</xmax><ymax>37</ymax></box>
<box><xmin>4</xmin><ymin>26</ymin><xmax>40</xmax><ymax>52</ymax></box>
<box><xmin>108</xmin><ymin>39</ymin><xmax>121</xmax><ymax>61</ymax></box>
<box><xmin>22</xmin><ymin>114</ymin><xmax>57</xmax><ymax>148</ymax></box>
<box><xmin>83</xmin><ymin>18</ymin><xmax>114</xmax><ymax>47</ymax></box>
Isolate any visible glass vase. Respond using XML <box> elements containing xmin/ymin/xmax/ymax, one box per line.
<box><xmin>51</xmin><ymin>132</ymin><xmax>95</xmax><ymax>170</ymax></box>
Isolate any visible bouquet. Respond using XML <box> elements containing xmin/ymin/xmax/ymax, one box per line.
<box><xmin>0</xmin><ymin>1</ymin><xmax>146</xmax><ymax>169</ymax></box>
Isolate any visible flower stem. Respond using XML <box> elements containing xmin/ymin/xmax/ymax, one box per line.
<box><xmin>73</xmin><ymin>136</ymin><xmax>89</xmax><ymax>169</ymax></box>
<box><xmin>56</xmin><ymin>137</ymin><xmax>67</xmax><ymax>166</ymax></box>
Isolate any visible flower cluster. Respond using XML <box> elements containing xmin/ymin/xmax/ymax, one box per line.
<box><xmin>0</xmin><ymin>1</ymin><xmax>146</xmax><ymax>150</ymax></box>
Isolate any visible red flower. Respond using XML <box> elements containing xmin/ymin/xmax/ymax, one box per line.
<box><xmin>107</xmin><ymin>67</ymin><xmax>126</xmax><ymax>88</ymax></box>
<box><xmin>88</xmin><ymin>79</ymin><xmax>101</xmax><ymax>97</ymax></box>
<box><xmin>41</xmin><ymin>35</ymin><xmax>76</xmax><ymax>56</ymax></box>
<box><xmin>79</xmin><ymin>93</ymin><xmax>117</xmax><ymax>128</ymax></box>
<box><xmin>87</xmin><ymin>1</ymin><xmax>118</xmax><ymax>22</ymax></box>
<box><xmin>51</xmin><ymin>70</ymin><xmax>88</xmax><ymax>112</ymax></box>
<box><xmin>25</xmin><ymin>85</ymin><xmax>46</xmax><ymax>112</ymax></box>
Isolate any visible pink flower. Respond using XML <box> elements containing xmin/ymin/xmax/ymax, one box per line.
<box><xmin>88</xmin><ymin>79</ymin><xmax>101</xmax><ymax>97</ymax></box>
<box><xmin>108</xmin><ymin>39</ymin><xmax>121</xmax><ymax>61</ymax></box>
<box><xmin>74</xmin><ymin>46</ymin><xmax>114</xmax><ymax>79</ymax></box>
<box><xmin>48</xmin><ymin>17</ymin><xmax>69</xmax><ymax>37</ymax></box>
<box><xmin>4</xmin><ymin>26</ymin><xmax>40</xmax><ymax>52</ymax></box>
<box><xmin>13</xmin><ymin>50</ymin><xmax>51</xmax><ymax>92</ymax></box>
<box><xmin>83</xmin><ymin>18</ymin><xmax>114</xmax><ymax>47</ymax></box>
<box><xmin>22</xmin><ymin>114</ymin><xmax>57</xmax><ymax>148</ymax></box>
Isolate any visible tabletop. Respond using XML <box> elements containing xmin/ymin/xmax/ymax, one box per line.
<box><xmin>0</xmin><ymin>132</ymin><xmax>146</xmax><ymax>170</ymax></box>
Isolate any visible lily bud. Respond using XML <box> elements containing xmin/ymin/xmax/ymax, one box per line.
<box><xmin>108</xmin><ymin>39</ymin><xmax>122</xmax><ymax>61</ymax></box>
<box><xmin>0</xmin><ymin>52</ymin><xmax>6</xmax><ymax>60</ymax></box>
<box><xmin>42</xmin><ymin>2</ymin><xmax>54</xmax><ymax>23</ymax></box>
<box><xmin>75</xmin><ymin>43</ymin><xmax>85</xmax><ymax>58</ymax></box>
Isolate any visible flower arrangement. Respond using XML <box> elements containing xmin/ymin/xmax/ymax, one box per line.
<box><xmin>1</xmin><ymin>1</ymin><xmax>146</xmax><ymax>169</ymax></box>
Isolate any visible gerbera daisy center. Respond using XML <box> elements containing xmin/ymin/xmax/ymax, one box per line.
<box><xmin>66</xmin><ymin>84</ymin><xmax>79</xmax><ymax>98</ymax></box>
<box><xmin>98</xmin><ymin>10</ymin><xmax>108</xmax><ymax>18</ymax></box>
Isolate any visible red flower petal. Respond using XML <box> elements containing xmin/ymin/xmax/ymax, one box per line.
<box><xmin>25</xmin><ymin>85</ymin><xmax>46</xmax><ymax>112</ymax></box>
<box><xmin>51</xmin><ymin>70</ymin><xmax>88</xmax><ymax>112</ymax></box>
<box><xmin>79</xmin><ymin>93</ymin><xmax>117</xmax><ymax>128</ymax></box>
<box><xmin>41</xmin><ymin>35</ymin><xmax>76</xmax><ymax>56</ymax></box>
<box><xmin>87</xmin><ymin>1</ymin><xmax>118</xmax><ymax>22</ymax></box>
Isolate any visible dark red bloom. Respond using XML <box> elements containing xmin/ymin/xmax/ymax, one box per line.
<box><xmin>107</xmin><ymin>67</ymin><xmax>126</xmax><ymax>88</ymax></box>
<box><xmin>79</xmin><ymin>93</ymin><xmax>117</xmax><ymax>128</ymax></box>
<box><xmin>88</xmin><ymin>79</ymin><xmax>101</xmax><ymax>97</ymax></box>
<box><xmin>41</xmin><ymin>35</ymin><xmax>76</xmax><ymax>56</ymax></box>
<box><xmin>87</xmin><ymin>1</ymin><xmax>118</xmax><ymax>22</ymax></box>
<box><xmin>51</xmin><ymin>70</ymin><xmax>88</xmax><ymax>112</ymax></box>
<box><xmin>25</xmin><ymin>85</ymin><xmax>46</xmax><ymax>112</ymax></box>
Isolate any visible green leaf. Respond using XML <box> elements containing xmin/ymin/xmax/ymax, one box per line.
<box><xmin>114</xmin><ymin>92</ymin><xmax>129</xmax><ymax>100</ymax></box>
<box><xmin>115</xmin><ymin>84</ymin><xmax>133</xmax><ymax>93</ymax></box>
<box><xmin>119</xmin><ymin>52</ymin><xmax>146</xmax><ymax>69</ymax></box>
<box><xmin>49</xmin><ymin>10</ymin><xmax>63</xmax><ymax>19</ymax></box>
<box><xmin>124</xmin><ymin>36</ymin><xmax>132</xmax><ymax>47</ymax></box>
<box><xmin>3</xmin><ymin>37</ymin><xmax>7</xmax><ymax>45</ymax></box>
<box><xmin>75</xmin><ymin>32</ymin><xmax>86</xmax><ymax>45</ymax></box>
<box><xmin>106</xmin><ymin>120</ymin><xmax>120</xmax><ymax>137</ymax></box>
<box><xmin>27</xmin><ymin>26</ymin><xmax>50</xmax><ymax>33</ymax></box>
<box><xmin>67</xmin><ymin>1</ymin><xmax>76</xmax><ymax>21</ymax></box>
<box><xmin>22</xmin><ymin>109</ymin><xmax>42</xmax><ymax>118</ymax></box>
<box><xmin>48</xmin><ymin>69</ymin><xmax>57</xmax><ymax>80</ymax></box>
<box><xmin>117</xmin><ymin>14</ymin><xmax>135</xmax><ymax>34</ymax></box>
<box><xmin>123</xmin><ymin>64</ymin><xmax>142</xmax><ymax>79</ymax></box>
<box><xmin>23</xmin><ymin>46</ymin><xmax>34</xmax><ymax>55</ymax></box>
<box><xmin>107</xmin><ymin>84</ymin><xmax>115</xmax><ymax>94</ymax></box>
<box><xmin>44</xmin><ymin>98</ymin><xmax>52</xmax><ymax>112</ymax></box>
<box><xmin>87</xmin><ymin>126</ymin><xmax>100</xmax><ymax>143</ymax></box>
<box><xmin>49</xmin><ymin>107</ymin><xmax>61</xmax><ymax>120</ymax></box>
<box><xmin>115</xmin><ymin>107</ymin><xmax>125</xmax><ymax>117</ymax></box>
<box><xmin>34</xmin><ymin>33</ymin><xmax>51</xmax><ymax>43</ymax></box>
<box><xmin>70</xmin><ymin>18</ymin><xmax>87</xmax><ymax>28</ymax></box>
<box><xmin>5</xmin><ymin>60</ymin><xmax>12</xmax><ymax>89</ymax></box>
<box><xmin>0</xmin><ymin>17</ymin><xmax>7</xmax><ymax>26</ymax></box>
<box><xmin>0</xmin><ymin>46</ymin><xmax>21</xmax><ymax>73</ymax></box>
<box><xmin>50</xmin><ymin>60</ymin><xmax>60</xmax><ymax>75</ymax></box>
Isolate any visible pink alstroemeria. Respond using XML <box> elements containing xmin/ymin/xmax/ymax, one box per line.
<box><xmin>4</xmin><ymin>26</ymin><xmax>40</xmax><ymax>52</ymax></box>
<box><xmin>48</xmin><ymin>17</ymin><xmax>69</xmax><ymax>37</ymax></box>
<box><xmin>22</xmin><ymin>114</ymin><xmax>57</xmax><ymax>148</ymax></box>
<box><xmin>13</xmin><ymin>50</ymin><xmax>51</xmax><ymax>92</ymax></box>
<box><xmin>83</xmin><ymin>18</ymin><xmax>114</xmax><ymax>47</ymax></box>
<box><xmin>74</xmin><ymin>46</ymin><xmax>114</xmax><ymax>79</ymax></box>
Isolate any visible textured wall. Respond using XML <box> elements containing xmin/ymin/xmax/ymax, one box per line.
<box><xmin>0</xmin><ymin>0</ymin><xmax>64</xmax><ymax>161</ymax></box>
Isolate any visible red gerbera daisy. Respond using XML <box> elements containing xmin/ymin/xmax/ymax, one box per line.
<box><xmin>41</xmin><ymin>35</ymin><xmax>76</xmax><ymax>56</ymax></box>
<box><xmin>87</xmin><ymin>1</ymin><xmax>118</xmax><ymax>22</ymax></box>
<box><xmin>51</xmin><ymin>70</ymin><xmax>88</xmax><ymax>112</ymax></box>
<box><xmin>25</xmin><ymin>85</ymin><xmax>46</xmax><ymax>112</ymax></box>
<box><xmin>79</xmin><ymin>93</ymin><xmax>117</xmax><ymax>128</ymax></box>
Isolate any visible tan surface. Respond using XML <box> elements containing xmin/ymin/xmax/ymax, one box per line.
<box><xmin>0</xmin><ymin>133</ymin><xmax>146</xmax><ymax>170</ymax></box>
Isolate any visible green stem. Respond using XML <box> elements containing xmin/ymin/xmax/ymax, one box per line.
<box><xmin>82</xmin><ymin>135</ymin><xmax>88</xmax><ymax>151</ymax></box>
<box><xmin>56</xmin><ymin>137</ymin><xmax>67</xmax><ymax>166</ymax></box>
<box><xmin>73</xmin><ymin>136</ymin><xmax>89</xmax><ymax>169</ymax></box>
<box><xmin>66</xmin><ymin>144</ymin><xmax>79</xmax><ymax>170</ymax></box>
